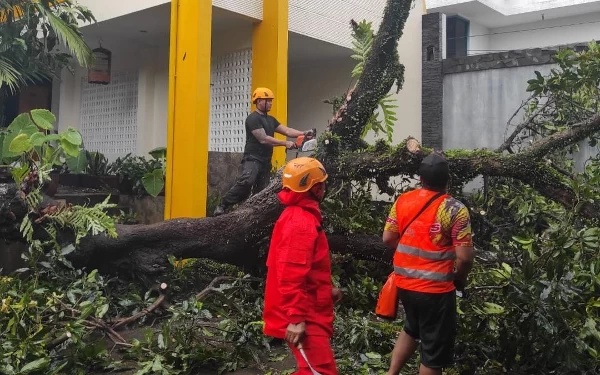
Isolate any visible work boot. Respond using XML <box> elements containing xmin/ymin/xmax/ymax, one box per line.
<box><xmin>213</xmin><ymin>204</ymin><xmax>227</xmax><ymax>217</ymax></box>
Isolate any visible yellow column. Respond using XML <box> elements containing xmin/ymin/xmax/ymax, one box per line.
<box><xmin>165</xmin><ymin>0</ymin><xmax>212</xmax><ymax>219</ymax></box>
<box><xmin>252</xmin><ymin>0</ymin><xmax>289</xmax><ymax>170</ymax></box>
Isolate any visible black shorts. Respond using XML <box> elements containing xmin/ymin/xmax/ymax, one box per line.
<box><xmin>398</xmin><ymin>288</ymin><xmax>456</xmax><ymax>369</ymax></box>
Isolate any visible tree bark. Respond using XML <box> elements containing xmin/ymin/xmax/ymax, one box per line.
<box><xmin>328</xmin><ymin>0</ymin><xmax>413</xmax><ymax>150</ymax></box>
<box><xmin>336</xmin><ymin>115</ymin><xmax>600</xmax><ymax>218</ymax></box>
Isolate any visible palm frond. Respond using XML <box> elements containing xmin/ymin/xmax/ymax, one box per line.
<box><xmin>35</xmin><ymin>4</ymin><xmax>93</xmax><ymax>67</ymax></box>
<box><xmin>0</xmin><ymin>55</ymin><xmax>24</xmax><ymax>91</ymax></box>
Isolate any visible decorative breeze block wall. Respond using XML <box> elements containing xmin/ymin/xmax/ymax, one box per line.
<box><xmin>79</xmin><ymin>70</ymin><xmax>139</xmax><ymax>156</ymax></box>
<box><xmin>210</xmin><ymin>48</ymin><xmax>252</xmax><ymax>153</ymax></box>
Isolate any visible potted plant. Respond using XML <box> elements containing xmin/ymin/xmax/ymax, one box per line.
<box><xmin>78</xmin><ymin>151</ymin><xmax>119</xmax><ymax>189</ymax></box>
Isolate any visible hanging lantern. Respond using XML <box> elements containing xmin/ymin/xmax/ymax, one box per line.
<box><xmin>88</xmin><ymin>46</ymin><xmax>112</xmax><ymax>85</ymax></box>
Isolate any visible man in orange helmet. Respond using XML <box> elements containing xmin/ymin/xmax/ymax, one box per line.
<box><xmin>263</xmin><ymin>157</ymin><xmax>342</xmax><ymax>375</ymax></box>
<box><xmin>382</xmin><ymin>152</ymin><xmax>474</xmax><ymax>375</ymax></box>
<box><xmin>214</xmin><ymin>88</ymin><xmax>314</xmax><ymax>216</ymax></box>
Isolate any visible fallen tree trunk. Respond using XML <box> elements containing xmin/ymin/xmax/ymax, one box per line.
<box><xmin>2</xmin><ymin>126</ymin><xmax>599</xmax><ymax>275</ymax></box>
<box><xmin>71</xmin><ymin>178</ymin><xmax>394</xmax><ymax>276</ymax></box>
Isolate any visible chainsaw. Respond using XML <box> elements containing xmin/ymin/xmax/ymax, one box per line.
<box><xmin>292</xmin><ymin>128</ymin><xmax>318</xmax><ymax>158</ymax></box>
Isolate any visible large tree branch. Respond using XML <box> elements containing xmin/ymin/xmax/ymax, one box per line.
<box><xmin>328</xmin><ymin>0</ymin><xmax>413</xmax><ymax>149</ymax></box>
<box><xmin>522</xmin><ymin>114</ymin><xmax>600</xmax><ymax>159</ymax></box>
<box><xmin>336</xmin><ymin>115</ymin><xmax>600</xmax><ymax>218</ymax></box>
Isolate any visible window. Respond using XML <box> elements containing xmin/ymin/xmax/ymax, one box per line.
<box><xmin>446</xmin><ymin>16</ymin><xmax>469</xmax><ymax>58</ymax></box>
<box><xmin>426</xmin><ymin>45</ymin><xmax>435</xmax><ymax>61</ymax></box>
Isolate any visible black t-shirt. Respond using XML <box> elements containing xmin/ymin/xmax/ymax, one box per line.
<box><xmin>244</xmin><ymin>111</ymin><xmax>280</xmax><ymax>162</ymax></box>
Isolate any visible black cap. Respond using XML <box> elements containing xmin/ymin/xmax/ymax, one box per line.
<box><xmin>419</xmin><ymin>152</ymin><xmax>449</xmax><ymax>188</ymax></box>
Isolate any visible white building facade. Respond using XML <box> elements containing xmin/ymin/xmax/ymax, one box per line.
<box><xmin>427</xmin><ymin>0</ymin><xmax>600</xmax><ymax>56</ymax></box>
<box><xmin>55</xmin><ymin>0</ymin><xmax>425</xmax><ymax>162</ymax></box>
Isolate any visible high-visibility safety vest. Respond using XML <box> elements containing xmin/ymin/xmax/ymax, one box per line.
<box><xmin>393</xmin><ymin>189</ymin><xmax>456</xmax><ymax>293</ymax></box>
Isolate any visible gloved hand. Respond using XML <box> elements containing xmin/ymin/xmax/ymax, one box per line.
<box><xmin>304</xmin><ymin>129</ymin><xmax>316</xmax><ymax>139</ymax></box>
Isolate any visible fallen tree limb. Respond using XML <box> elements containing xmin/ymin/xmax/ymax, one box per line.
<box><xmin>112</xmin><ymin>283</ymin><xmax>168</xmax><ymax>330</ymax></box>
<box><xmin>335</xmin><ymin>114</ymin><xmax>600</xmax><ymax>218</ymax></box>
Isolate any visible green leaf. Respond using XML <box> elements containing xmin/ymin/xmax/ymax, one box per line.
<box><xmin>60</xmin><ymin>138</ymin><xmax>80</xmax><ymax>157</ymax></box>
<box><xmin>30</xmin><ymin>132</ymin><xmax>46</xmax><ymax>147</ymax></box>
<box><xmin>87</xmin><ymin>269</ymin><xmax>98</xmax><ymax>282</ymax></box>
<box><xmin>11</xmin><ymin>165</ymin><xmax>29</xmax><ymax>184</ymax></box>
<box><xmin>9</xmin><ymin>133</ymin><xmax>33</xmax><ymax>153</ymax></box>
<box><xmin>30</xmin><ymin>109</ymin><xmax>56</xmax><ymax>130</ymax></box>
<box><xmin>61</xmin><ymin>244</ymin><xmax>76</xmax><ymax>256</ymax></box>
<box><xmin>134</xmin><ymin>362</ymin><xmax>153</xmax><ymax>375</ymax></box>
<box><xmin>96</xmin><ymin>303</ymin><xmax>109</xmax><ymax>319</ymax></box>
<box><xmin>66</xmin><ymin>152</ymin><xmax>88</xmax><ymax>173</ymax></box>
<box><xmin>483</xmin><ymin>302</ymin><xmax>505</xmax><ymax>315</ymax></box>
<box><xmin>149</xmin><ymin>147</ymin><xmax>167</xmax><ymax>160</ymax></box>
<box><xmin>7</xmin><ymin>113</ymin><xmax>34</xmax><ymax>132</ymax></box>
<box><xmin>142</xmin><ymin>169</ymin><xmax>165</xmax><ymax>197</ymax></box>
<box><xmin>3</xmin><ymin>117</ymin><xmax>38</xmax><ymax>159</ymax></box>
<box><xmin>45</xmin><ymin>134</ymin><xmax>60</xmax><ymax>142</ymax></box>
<box><xmin>19</xmin><ymin>358</ymin><xmax>49</xmax><ymax>374</ymax></box>
<box><xmin>61</xmin><ymin>128</ymin><xmax>83</xmax><ymax>146</ymax></box>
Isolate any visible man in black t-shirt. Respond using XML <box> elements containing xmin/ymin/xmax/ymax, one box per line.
<box><xmin>213</xmin><ymin>87</ymin><xmax>313</xmax><ymax>216</ymax></box>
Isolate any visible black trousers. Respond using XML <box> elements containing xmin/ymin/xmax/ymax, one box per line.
<box><xmin>221</xmin><ymin>157</ymin><xmax>271</xmax><ymax>207</ymax></box>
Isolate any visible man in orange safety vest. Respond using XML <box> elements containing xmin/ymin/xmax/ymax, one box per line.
<box><xmin>382</xmin><ymin>152</ymin><xmax>475</xmax><ymax>375</ymax></box>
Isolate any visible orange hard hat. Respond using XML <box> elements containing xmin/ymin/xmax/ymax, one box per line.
<box><xmin>252</xmin><ymin>87</ymin><xmax>274</xmax><ymax>103</ymax></box>
<box><xmin>282</xmin><ymin>157</ymin><xmax>328</xmax><ymax>193</ymax></box>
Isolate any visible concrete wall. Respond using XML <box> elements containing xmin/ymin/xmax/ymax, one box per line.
<box><xmin>442</xmin><ymin>63</ymin><xmax>598</xmax><ymax>167</ymax></box>
<box><xmin>443</xmin><ymin>65</ymin><xmax>554</xmax><ymax>150</ymax></box>
<box><xmin>488</xmin><ymin>12</ymin><xmax>600</xmax><ymax>52</ymax></box>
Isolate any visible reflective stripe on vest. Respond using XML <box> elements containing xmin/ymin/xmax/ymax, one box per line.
<box><xmin>394</xmin><ymin>266</ymin><xmax>454</xmax><ymax>281</ymax></box>
<box><xmin>396</xmin><ymin>244</ymin><xmax>456</xmax><ymax>261</ymax></box>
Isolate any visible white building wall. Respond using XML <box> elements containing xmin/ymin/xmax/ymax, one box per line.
<box><xmin>468</xmin><ymin>20</ymin><xmax>490</xmax><ymax>55</ymax></box>
<box><xmin>60</xmin><ymin>0</ymin><xmax>424</xmax><ymax>162</ymax></box>
<box><xmin>213</xmin><ymin>0</ymin><xmax>262</xmax><ymax>19</ymax></box>
<box><xmin>58</xmin><ymin>26</ymin><xmax>254</xmax><ymax>161</ymax></box>
<box><xmin>288</xmin><ymin>59</ymin><xmax>355</xmax><ymax>139</ymax></box>
<box><xmin>58</xmin><ymin>41</ymin><xmax>170</xmax><ymax>161</ymax></box>
<box><xmin>371</xmin><ymin>0</ymin><xmax>423</xmax><ymax>145</ymax></box>
<box><xmin>488</xmin><ymin>12</ymin><xmax>600</xmax><ymax>51</ymax></box>
<box><xmin>76</xmin><ymin>0</ymin><xmax>169</xmax><ymax>23</ymax></box>
<box><xmin>289</xmin><ymin>0</ymin><xmax>388</xmax><ymax>48</ymax></box>
<box><xmin>428</xmin><ymin>0</ymin><xmax>600</xmax><ymax>16</ymax></box>
<box><xmin>77</xmin><ymin>0</ymin><xmax>261</xmax><ymax>22</ymax></box>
